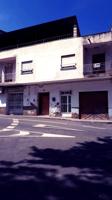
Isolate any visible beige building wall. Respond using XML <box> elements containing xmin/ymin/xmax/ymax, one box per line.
<box><xmin>0</xmin><ymin>37</ymin><xmax>83</xmax><ymax>83</ymax></box>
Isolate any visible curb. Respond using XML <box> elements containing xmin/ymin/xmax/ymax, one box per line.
<box><xmin>0</xmin><ymin>114</ymin><xmax>111</xmax><ymax>124</ymax></box>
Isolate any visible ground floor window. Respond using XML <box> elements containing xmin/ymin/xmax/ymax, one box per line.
<box><xmin>60</xmin><ymin>91</ymin><xmax>71</xmax><ymax>113</ymax></box>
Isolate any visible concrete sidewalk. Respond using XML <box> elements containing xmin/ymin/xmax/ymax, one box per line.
<box><xmin>36</xmin><ymin>115</ymin><xmax>112</xmax><ymax>124</ymax></box>
<box><xmin>1</xmin><ymin>114</ymin><xmax>111</xmax><ymax>124</ymax></box>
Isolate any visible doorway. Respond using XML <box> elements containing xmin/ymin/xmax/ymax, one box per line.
<box><xmin>38</xmin><ymin>92</ymin><xmax>49</xmax><ymax>115</ymax></box>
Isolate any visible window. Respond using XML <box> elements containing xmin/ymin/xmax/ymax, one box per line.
<box><xmin>61</xmin><ymin>91</ymin><xmax>71</xmax><ymax>113</ymax></box>
<box><xmin>92</xmin><ymin>53</ymin><xmax>105</xmax><ymax>73</ymax></box>
<box><xmin>61</xmin><ymin>54</ymin><xmax>76</xmax><ymax>70</ymax></box>
<box><xmin>4</xmin><ymin>63</ymin><xmax>14</xmax><ymax>82</ymax></box>
<box><xmin>21</xmin><ymin>61</ymin><xmax>33</xmax><ymax>74</ymax></box>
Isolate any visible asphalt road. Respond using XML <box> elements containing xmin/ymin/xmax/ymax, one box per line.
<box><xmin>0</xmin><ymin>115</ymin><xmax>112</xmax><ymax>200</ymax></box>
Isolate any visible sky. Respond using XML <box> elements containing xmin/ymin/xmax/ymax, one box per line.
<box><xmin>0</xmin><ymin>0</ymin><xmax>111</xmax><ymax>35</ymax></box>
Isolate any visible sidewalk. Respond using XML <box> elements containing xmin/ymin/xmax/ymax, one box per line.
<box><xmin>36</xmin><ymin>115</ymin><xmax>112</xmax><ymax>124</ymax></box>
<box><xmin>0</xmin><ymin>114</ymin><xmax>112</xmax><ymax>124</ymax></box>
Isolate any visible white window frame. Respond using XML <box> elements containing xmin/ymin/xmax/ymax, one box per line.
<box><xmin>61</xmin><ymin>54</ymin><xmax>76</xmax><ymax>70</ymax></box>
<box><xmin>21</xmin><ymin>60</ymin><xmax>33</xmax><ymax>74</ymax></box>
<box><xmin>60</xmin><ymin>91</ymin><xmax>72</xmax><ymax>113</ymax></box>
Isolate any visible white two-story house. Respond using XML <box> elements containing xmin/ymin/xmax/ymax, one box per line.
<box><xmin>0</xmin><ymin>16</ymin><xmax>111</xmax><ymax>119</ymax></box>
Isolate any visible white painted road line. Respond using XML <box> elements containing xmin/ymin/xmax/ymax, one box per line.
<box><xmin>2</xmin><ymin>128</ymin><xmax>10</xmax><ymax>132</ymax></box>
<box><xmin>15</xmin><ymin>129</ymin><xmax>75</xmax><ymax>138</ymax></box>
<box><xmin>11</xmin><ymin>131</ymin><xmax>30</xmax><ymax>137</ymax></box>
<box><xmin>35</xmin><ymin>124</ymin><xmax>47</xmax><ymax>127</ymax></box>
<box><xmin>0</xmin><ymin>134</ymin><xmax>75</xmax><ymax>138</ymax></box>
<box><xmin>41</xmin><ymin>133</ymin><xmax>75</xmax><ymax>138</ymax></box>
<box><xmin>1</xmin><ymin>118</ymin><xmax>19</xmax><ymax>132</ymax></box>
<box><xmin>0</xmin><ymin>132</ymin><xmax>75</xmax><ymax>138</ymax></box>
<box><xmin>11</xmin><ymin>123</ymin><xmax>19</xmax><ymax>126</ymax></box>
<box><xmin>0</xmin><ymin>127</ymin><xmax>76</xmax><ymax>138</ymax></box>
<box><xmin>6</xmin><ymin>126</ymin><xmax>15</xmax><ymax>129</ymax></box>
<box><xmin>13</xmin><ymin>119</ymin><xmax>19</xmax><ymax>123</ymax></box>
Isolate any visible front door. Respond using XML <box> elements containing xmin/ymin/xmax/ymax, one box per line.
<box><xmin>39</xmin><ymin>92</ymin><xmax>49</xmax><ymax>115</ymax></box>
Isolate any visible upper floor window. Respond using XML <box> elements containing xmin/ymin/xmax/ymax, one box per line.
<box><xmin>21</xmin><ymin>60</ymin><xmax>33</xmax><ymax>74</ymax></box>
<box><xmin>61</xmin><ymin>54</ymin><xmax>76</xmax><ymax>70</ymax></box>
<box><xmin>92</xmin><ymin>53</ymin><xmax>105</xmax><ymax>73</ymax></box>
<box><xmin>4</xmin><ymin>63</ymin><xmax>14</xmax><ymax>82</ymax></box>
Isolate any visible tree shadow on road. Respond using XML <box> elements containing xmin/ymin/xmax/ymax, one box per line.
<box><xmin>0</xmin><ymin>136</ymin><xmax>112</xmax><ymax>200</ymax></box>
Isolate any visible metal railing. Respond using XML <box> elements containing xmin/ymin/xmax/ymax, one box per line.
<box><xmin>0</xmin><ymin>73</ymin><xmax>15</xmax><ymax>83</ymax></box>
<box><xmin>0</xmin><ymin>33</ymin><xmax>73</xmax><ymax>51</ymax></box>
<box><xmin>84</xmin><ymin>61</ymin><xmax>112</xmax><ymax>76</ymax></box>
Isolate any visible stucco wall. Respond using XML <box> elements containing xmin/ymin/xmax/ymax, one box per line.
<box><xmin>0</xmin><ymin>79</ymin><xmax>112</xmax><ymax>118</ymax></box>
<box><xmin>0</xmin><ymin>37</ymin><xmax>83</xmax><ymax>84</ymax></box>
<box><xmin>83</xmin><ymin>32</ymin><xmax>112</xmax><ymax>45</ymax></box>
<box><xmin>22</xmin><ymin>79</ymin><xmax>112</xmax><ymax>118</ymax></box>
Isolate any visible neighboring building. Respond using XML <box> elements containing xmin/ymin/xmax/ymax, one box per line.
<box><xmin>0</xmin><ymin>16</ymin><xmax>111</xmax><ymax>119</ymax></box>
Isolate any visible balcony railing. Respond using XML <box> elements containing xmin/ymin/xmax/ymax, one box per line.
<box><xmin>0</xmin><ymin>73</ymin><xmax>15</xmax><ymax>83</ymax></box>
<box><xmin>84</xmin><ymin>61</ymin><xmax>112</xmax><ymax>76</ymax></box>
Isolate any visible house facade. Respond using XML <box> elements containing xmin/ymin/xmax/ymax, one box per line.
<box><xmin>0</xmin><ymin>16</ymin><xmax>112</xmax><ymax>119</ymax></box>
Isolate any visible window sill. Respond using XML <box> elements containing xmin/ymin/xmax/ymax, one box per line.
<box><xmin>61</xmin><ymin>65</ymin><xmax>76</xmax><ymax>70</ymax></box>
<box><xmin>21</xmin><ymin>70</ymin><xmax>33</xmax><ymax>75</ymax></box>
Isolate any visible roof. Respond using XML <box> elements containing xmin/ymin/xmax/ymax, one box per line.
<box><xmin>0</xmin><ymin>16</ymin><xmax>80</xmax><ymax>51</ymax></box>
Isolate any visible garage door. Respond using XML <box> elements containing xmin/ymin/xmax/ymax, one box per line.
<box><xmin>79</xmin><ymin>91</ymin><xmax>108</xmax><ymax>119</ymax></box>
<box><xmin>7</xmin><ymin>93</ymin><xmax>23</xmax><ymax>115</ymax></box>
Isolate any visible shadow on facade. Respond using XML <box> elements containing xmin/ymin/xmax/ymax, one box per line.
<box><xmin>0</xmin><ymin>137</ymin><xmax>112</xmax><ymax>200</ymax></box>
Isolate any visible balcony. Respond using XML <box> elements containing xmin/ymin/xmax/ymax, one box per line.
<box><xmin>0</xmin><ymin>72</ymin><xmax>15</xmax><ymax>83</ymax></box>
<box><xmin>84</xmin><ymin>61</ymin><xmax>112</xmax><ymax>77</ymax></box>
<box><xmin>0</xmin><ymin>58</ymin><xmax>16</xmax><ymax>84</ymax></box>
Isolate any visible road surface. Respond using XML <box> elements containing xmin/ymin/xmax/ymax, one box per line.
<box><xmin>0</xmin><ymin>115</ymin><xmax>111</xmax><ymax>200</ymax></box>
